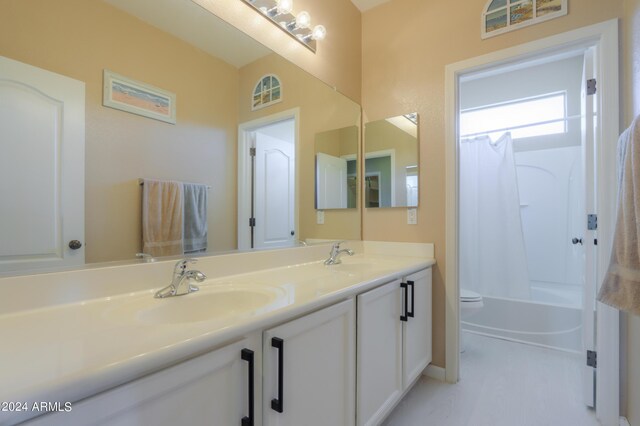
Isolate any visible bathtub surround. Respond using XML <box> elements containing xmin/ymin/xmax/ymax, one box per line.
<box><xmin>598</xmin><ymin>116</ymin><xmax>640</xmax><ymax>315</ymax></box>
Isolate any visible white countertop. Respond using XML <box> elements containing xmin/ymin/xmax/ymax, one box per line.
<box><xmin>0</xmin><ymin>245</ymin><xmax>434</xmax><ymax>425</ymax></box>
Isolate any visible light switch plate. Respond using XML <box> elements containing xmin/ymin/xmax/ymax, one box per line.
<box><xmin>407</xmin><ymin>208</ymin><xmax>417</xmax><ymax>225</ymax></box>
<box><xmin>317</xmin><ymin>210</ymin><xmax>325</xmax><ymax>225</ymax></box>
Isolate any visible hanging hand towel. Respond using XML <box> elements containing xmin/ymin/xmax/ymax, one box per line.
<box><xmin>183</xmin><ymin>183</ymin><xmax>208</xmax><ymax>253</ymax></box>
<box><xmin>142</xmin><ymin>179</ymin><xmax>184</xmax><ymax>257</ymax></box>
<box><xmin>598</xmin><ymin>116</ymin><xmax>640</xmax><ymax>315</ymax></box>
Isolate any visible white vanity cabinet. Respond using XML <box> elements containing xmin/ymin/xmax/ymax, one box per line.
<box><xmin>25</xmin><ymin>335</ymin><xmax>262</xmax><ymax>426</ymax></box>
<box><xmin>356</xmin><ymin>268</ymin><xmax>432</xmax><ymax>426</ymax></box>
<box><xmin>262</xmin><ymin>298</ymin><xmax>356</xmax><ymax>426</ymax></box>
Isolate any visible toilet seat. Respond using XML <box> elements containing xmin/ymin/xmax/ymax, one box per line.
<box><xmin>460</xmin><ymin>289</ymin><xmax>482</xmax><ymax>303</ymax></box>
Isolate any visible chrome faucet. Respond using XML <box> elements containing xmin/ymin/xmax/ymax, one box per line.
<box><xmin>324</xmin><ymin>241</ymin><xmax>354</xmax><ymax>265</ymax></box>
<box><xmin>154</xmin><ymin>258</ymin><xmax>207</xmax><ymax>298</ymax></box>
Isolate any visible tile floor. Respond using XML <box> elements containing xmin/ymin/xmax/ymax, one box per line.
<box><xmin>383</xmin><ymin>332</ymin><xmax>600</xmax><ymax>426</ymax></box>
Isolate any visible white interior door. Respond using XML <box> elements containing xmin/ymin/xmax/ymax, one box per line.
<box><xmin>254</xmin><ymin>120</ymin><xmax>295</xmax><ymax>249</ymax></box>
<box><xmin>580</xmin><ymin>47</ymin><xmax>597</xmax><ymax>408</ymax></box>
<box><xmin>316</xmin><ymin>152</ymin><xmax>347</xmax><ymax>209</ymax></box>
<box><xmin>0</xmin><ymin>56</ymin><xmax>84</xmax><ymax>273</ymax></box>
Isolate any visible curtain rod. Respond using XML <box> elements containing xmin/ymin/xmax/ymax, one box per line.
<box><xmin>460</xmin><ymin>113</ymin><xmax>588</xmax><ymax>139</ymax></box>
<box><xmin>138</xmin><ymin>178</ymin><xmax>211</xmax><ymax>190</ymax></box>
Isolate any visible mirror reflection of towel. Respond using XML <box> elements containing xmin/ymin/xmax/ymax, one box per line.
<box><xmin>142</xmin><ymin>179</ymin><xmax>184</xmax><ymax>257</ymax></box>
<box><xmin>598</xmin><ymin>117</ymin><xmax>640</xmax><ymax>315</ymax></box>
<box><xmin>183</xmin><ymin>183</ymin><xmax>208</xmax><ymax>253</ymax></box>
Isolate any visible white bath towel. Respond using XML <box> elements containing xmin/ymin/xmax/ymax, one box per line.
<box><xmin>142</xmin><ymin>179</ymin><xmax>184</xmax><ymax>257</ymax></box>
<box><xmin>598</xmin><ymin>116</ymin><xmax>640</xmax><ymax>315</ymax></box>
<box><xmin>183</xmin><ymin>183</ymin><xmax>208</xmax><ymax>253</ymax></box>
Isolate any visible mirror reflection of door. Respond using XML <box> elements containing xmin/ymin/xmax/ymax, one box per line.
<box><xmin>314</xmin><ymin>126</ymin><xmax>359</xmax><ymax>210</ymax></box>
<box><xmin>0</xmin><ymin>56</ymin><xmax>85</xmax><ymax>273</ymax></box>
<box><xmin>316</xmin><ymin>153</ymin><xmax>348</xmax><ymax>209</ymax></box>
<box><xmin>240</xmin><ymin>118</ymin><xmax>296</xmax><ymax>250</ymax></box>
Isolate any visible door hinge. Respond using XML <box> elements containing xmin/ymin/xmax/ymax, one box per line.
<box><xmin>249</xmin><ymin>217</ymin><xmax>256</xmax><ymax>227</ymax></box>
<box><xmin>586</xmin><ymin>78</ymin><xmax>597</xmax><ymax>96</ymax></box>
<box><xmin>587</xmin><ymin>214</ymin><xmax>598</xmax><ymax>231</ymax></box>
<box><xmin>249</xmin><ymin>147</ymin><xmax>256</xmax><ymax>157</ymax></box>
<box><xmin>587</xmin><ymin>350</ymin><xmax>597</xmax><ymax>368</ymax></box>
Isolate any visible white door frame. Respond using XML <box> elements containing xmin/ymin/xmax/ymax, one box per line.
<box><xmin>444</xmin><ymin>19</ymin><xmax>619</xmax><ymax>425</ymax></box>
<box><xmin>238</xmin><ymin>108</ymin><xmax>300</xmax><ymax>250</ymax></box>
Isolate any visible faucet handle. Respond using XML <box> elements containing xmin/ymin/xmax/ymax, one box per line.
<box><xmin>331</xmin><ymin>240</ymin><xmax>345</xmax><ymax>249</ymax></box>
<box><xmin>136</xmin><ymin>253</ymin><xmax>155</xmax><ymax>263</ymax></box>
<box><xmin>174</xmin><ymin>258</ymin><xmax>197</xmax><ymax>272</ymax></box>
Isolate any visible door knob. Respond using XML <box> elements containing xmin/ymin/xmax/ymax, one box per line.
<box><xmin>68</xmin><ymin>240</ymin><xmax>82</xmax><ymax>250</ymax></box>
<box><xmin>572</xmin><ymin>238</ymin><xmax>583</xmax><ymax>245</ymax></box>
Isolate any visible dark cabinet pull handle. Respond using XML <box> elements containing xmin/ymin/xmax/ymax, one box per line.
<box><xmin>271</xmin><ymin>337</ymin><xmax>284</xmax><ymax>413</ymax></box>
<box><xmin>241</xmin><ymin>349</ymin><xmax>254</xmax><ymax>426</ymax></box>
<box><xmin>407</xmin><ymin>280</ymin><xmax>415</xmax><ymax>318</ymax></box>
<box><xmin>400</xmin><ymin>282</ymin><xmax>408</xmax><ymax>322</ymax></box>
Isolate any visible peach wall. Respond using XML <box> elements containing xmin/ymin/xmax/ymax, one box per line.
<box><xmin>362</xmin><ymin>0</ymin><xmax>624</xmax><ymax>367</ymax></box>
<box><xmin>238</xmin><ymin>54</ymin><xmax>362</xmax><ymax>242</ymax></box>
<box><xmin>193</xmin><ymin>0</ymin><xmax>362</xmax><ymax>103</ymax></box>
<box><xmin>0</xmin><ymin>0</ymin><xmax>239</xmax><ymax>263</ymax></box>
<box><xmin>623</xmin><ymin>0</ymin><xmax>640</xmax><ymax>423</ymax></box>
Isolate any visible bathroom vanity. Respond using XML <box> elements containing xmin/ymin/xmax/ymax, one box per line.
<box><xmin>0</xmin><ymin>241</ymin><xmax>434</xmax><ymax>426</ymax></box>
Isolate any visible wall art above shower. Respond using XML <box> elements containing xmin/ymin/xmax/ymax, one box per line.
<box><xmin>481</xmin><ymin>0</ymin><xmax>567</xmax><ymax>40</ymax></box>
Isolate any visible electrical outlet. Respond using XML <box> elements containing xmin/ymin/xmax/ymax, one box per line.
<box><xmin>407</xmin><ymin>208</ymin><xmax>417</xmax><ymax>225</ymax></box>
<box><xmin>317</xmin><ymin>210</ymin><xmax>325</xmax><ymax>225</ymax></box>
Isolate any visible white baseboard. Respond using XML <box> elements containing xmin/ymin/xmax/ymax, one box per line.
<box><xmin>620</xmin><ymin>417</ymin><xmax>630</xmax><ymax>426</ymax></box>
<box><xmin>424</xmin><ymin>364</ymin><xmax>446</xmax><ymax>382</ymax></box>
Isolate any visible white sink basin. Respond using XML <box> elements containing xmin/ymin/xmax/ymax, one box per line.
<box><xmin>107</xmin><ymin>285</ymin><xmax>287</xmax><ymax>325</ymax></box>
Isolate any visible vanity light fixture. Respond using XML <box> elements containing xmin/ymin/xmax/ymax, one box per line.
<box><xmin>241</xmin><ymin>0</ymin><xmax>326</xmax><ymax>52</ymax></box>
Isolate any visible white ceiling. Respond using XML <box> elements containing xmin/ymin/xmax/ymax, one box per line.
<box><xmin>350</xmin><ymin>0</ymin><xmax>393</xmax><ymax>12</ymax></box>
<box><xmin>103</xmin><ymin>0</ymin><xmax>271</xmax><ymax>68</ymax></box>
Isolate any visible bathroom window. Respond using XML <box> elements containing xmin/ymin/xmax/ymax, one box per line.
<box><xmin>460</xmin><ymin>92</ymin><xmax>567</xmax><ymax>140</ymax></box>
<box><xmin>482</xmin><ymin>0</ymin><xmax>567</xmax><ymax>39</ymax></box>
<box><xmin>252</xmin><ymin>74</ymin><xmax>282</xmax><ymax>111</ymax></box>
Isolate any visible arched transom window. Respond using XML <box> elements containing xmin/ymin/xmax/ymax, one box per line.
<box><xmin>252</xmin><ymin>74</ymin><xmax>282</xmax><ymax>111</ymax></box>
<box><xmin>482</xmin><ymin>0</ymin><xmax>567</xmax><ymax>39</ymax></box>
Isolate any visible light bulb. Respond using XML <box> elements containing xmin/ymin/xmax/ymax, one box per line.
<box><xmin>311</xmin><ymin>24</ymin><xmax>326</xmax><ymax>41</ymax></box>
<box><xmin>296</xmin><ymin>11</ymin><xmax>311</xmax><ymax>29</ymax></box>
<box><xmin>276</xmin><ymin>0</ymin><xmax>293</xmax><ymax>15</ymax></box>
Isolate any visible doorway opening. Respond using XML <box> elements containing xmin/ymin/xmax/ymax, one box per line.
<box><xmin>459</xmin><ymin>53</ymin><xmax>586</xmax><ymax>352</ymax></box>
<box><xmin>238</xmin><ymin>110</ymin><xmax>297</xmax><ymax>250</ymax></box>
<box><xmin>445</xmin><ymin>20</ymin><xmax>620</xmax><ymax>425</ymax></box>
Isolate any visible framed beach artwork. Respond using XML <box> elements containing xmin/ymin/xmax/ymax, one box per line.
<box><xmin>103</xmin><ymin>70</ymin><xmax>176</xmax><ymax>124</ymax></box>
<box><xmin>481</xmin><ymin>0</ymin><xmax>567</xmax><ymax>39</ymax></box>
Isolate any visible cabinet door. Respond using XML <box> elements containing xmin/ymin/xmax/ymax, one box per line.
<box><xmin>403</xmin><ymin>268</ymin><xmax>433</xmax><ymax>386</ymax></box>
<box><xmin>25</xmin><ymin>336</ymin><xmax>261</xmax><ymax>426</ymax></box>
<box><xmin>356</xmin><ymin>280</ymin><xmax>403</xmax><ymax>426</ymax></box>
<box><xmin>263</xmin><ymin>299</ymin><xmax>355</xmax><ymax>426</ymax></box>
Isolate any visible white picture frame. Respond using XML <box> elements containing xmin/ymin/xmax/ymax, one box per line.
<box><xmin>103</xmin><ymin>70</ymin><xmax>176</xmax><ymax>124</ymax></box>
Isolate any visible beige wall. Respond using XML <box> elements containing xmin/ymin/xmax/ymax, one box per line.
<box><xmin>623</xmin><ymin>0</ymin><xmax>640</xmax><ymax>423</ymax></box>
<box><xmin>0</xmin><ymin>0</ymin><xmax>239</xmax><ymax>263</ymax></box>
<box><xmin>193</xmin><ymin>0</ymin><xmax>362</xmax><ymax>103</ymax></box>
<box><xmin>362</xmin><ymin>0</ymin><xmax>624</xmax><ymax>367</ymax></box>
<box><xmin>239</xmin><ymin>54</ymin><xmax>361</xmax><ymax>241</ymax></box>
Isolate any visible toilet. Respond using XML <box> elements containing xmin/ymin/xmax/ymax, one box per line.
<box><xmin>460</xmin><ymin>289</ymin><xmax>483</xmax><ymax>320</ymax></box>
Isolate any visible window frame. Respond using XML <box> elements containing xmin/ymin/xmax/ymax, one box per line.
<box><xmin>460</xmin><ymin>91</ymin><xmax>568</xmax><ymax>140</ymax></box>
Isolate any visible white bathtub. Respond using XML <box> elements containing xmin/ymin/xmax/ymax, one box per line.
<box><xmin>462</xmin><ymin>295</ymin><xmax>582</xmax><ymax>353</ymax></box>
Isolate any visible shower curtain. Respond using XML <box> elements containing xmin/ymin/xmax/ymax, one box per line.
<box><xmin>459</xmin><ymin>133</ymin><xmax>530</xmax><ymax>300</ymax></box>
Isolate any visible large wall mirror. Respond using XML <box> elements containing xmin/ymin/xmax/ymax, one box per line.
<box><xmin>364</xmin><ymin>114</ymin><xmax>419</xmax><ymax>208</ymax></box>
<box><xmin>0</xmin><ymin>0</ymin><xmax>361</xmax><ymax>275</ymax></box>
<box><xmin>315</xmin><ymin>126</ymin><xmax>358</xmax><ymax>210</ymax></box>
